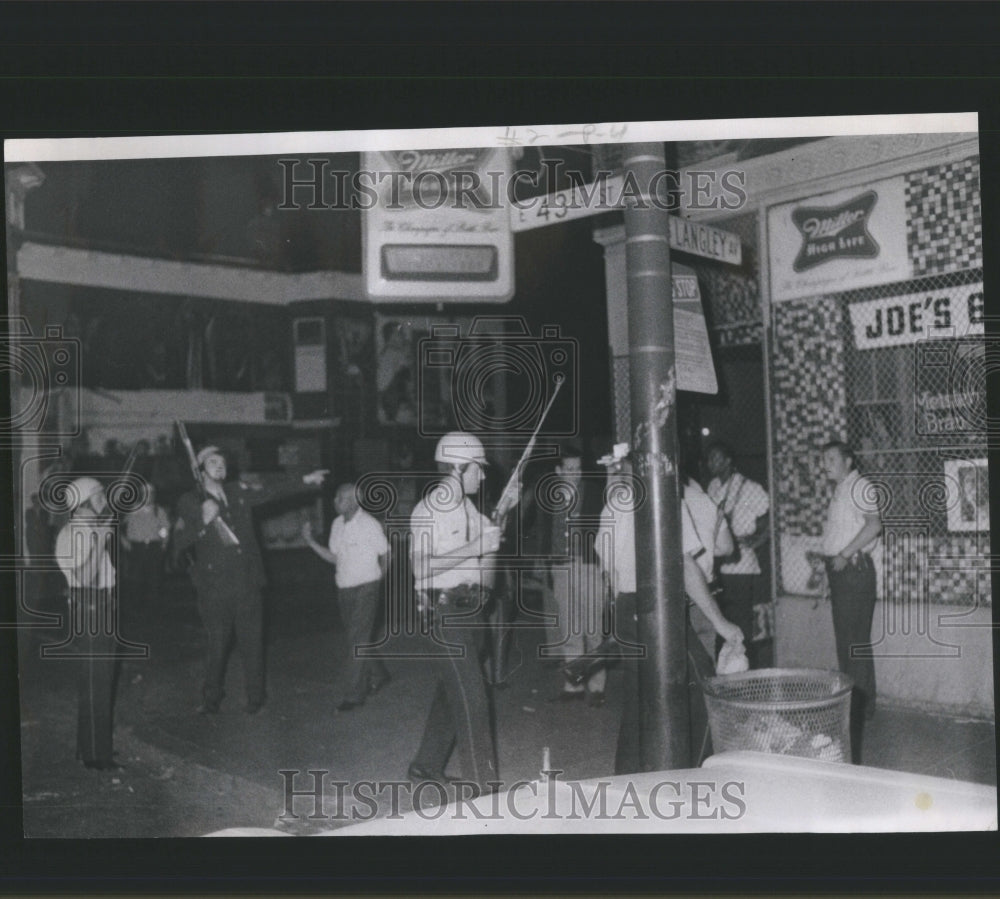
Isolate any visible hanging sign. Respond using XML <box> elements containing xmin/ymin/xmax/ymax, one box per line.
<box><xmin>606</xmin><ymin>262</ymin><xmax>717</xmax><ymax>394</ymax></box>
<box><xmin>362</xmin><ymin>148</ymin><xmax>514</xmax><ymax>302</ymax></box>
<box><xmin>671</xmin><ymin>264</ymin><xmax>718</xmax><ymax>394</ymax></box>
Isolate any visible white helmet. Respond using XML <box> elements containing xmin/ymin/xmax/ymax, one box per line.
<box><xmin>434</xmin><ymin>431</ymin><xmax>488</xmax><ymax>466</ymax></box>
<box><xmin>68</xmin><ymin>476</ymin><xmax>104</xmax><ymax>511</ymax></box>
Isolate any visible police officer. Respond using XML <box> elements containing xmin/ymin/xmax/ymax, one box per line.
<box><xmin>407</xmin><ymin>432</ymin><xmax>502</xmax><ymax>794</ymax></box>
<box><xmin>820</xmin><ymin>440</ymin><xmax>882</xmax><ymax>762</ymax></box>
<box><xmin>173</xmin><ymin>446</ymin><xmax>326</xmax><ymax>715</ymax></box>
<box><xmin>54</xmin><ymin>477</ymin><xmax>122</xmax><ymax>770</ymax></box>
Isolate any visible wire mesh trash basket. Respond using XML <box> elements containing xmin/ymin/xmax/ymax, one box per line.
<box><xmin>702</xmin><ymin>668</ymin><xmax>853</xmax><ymax>763</ymax></box>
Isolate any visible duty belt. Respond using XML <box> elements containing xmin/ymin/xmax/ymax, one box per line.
<box><xmin>826</xmin><ymin>551</ymin><xmax>873</xmax><ymax>569</ymax></box>
<box><xmin>419</xmin><ymin>584</ymin><xmax>491</xmax><ymax>609</ymax></box>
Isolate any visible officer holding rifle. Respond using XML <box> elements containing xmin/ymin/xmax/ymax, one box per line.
<box><xmin>406</xmin><ymin>378</ymin><xmax>562</xmax><ymax>793</ymax></box>
<box><xmin>407</xmin><ymin>431</ymin><xmax>504</xmax><ymax>794</ymax></box>
<box><xmin>173</xmin><ymin>427</ymin><xmax>326</xmax><ymax>715</ymax></box>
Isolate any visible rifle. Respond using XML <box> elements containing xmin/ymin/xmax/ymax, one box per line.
<box><xmin>491</xmin><ymin>375</ymin><xmax>564</xmax><ymax>533</ymax></box>
<box><xmin>175</xmin><ymin>420</ymin><xmax>240</xmax><ymax>546</ymax></box>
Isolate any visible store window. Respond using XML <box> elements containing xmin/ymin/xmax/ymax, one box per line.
<box><xmin>843</xmin><ymin>268</ymin><xmax>987</xmax><ymax>542</ymax></box>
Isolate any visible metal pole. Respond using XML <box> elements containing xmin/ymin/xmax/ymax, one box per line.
<box><xmin>622</xmin><ymin>143</ymin><xmax>690</xmax><ymax>771</ymax></box>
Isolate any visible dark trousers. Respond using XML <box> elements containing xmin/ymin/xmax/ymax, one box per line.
<box><xmin>338</xmin><ymin>579</ymin><xmax>390</xmax><ymax>703</ymax></box>
<box><xmin>70</xmin><ymin>588</ymin><xmax>119</xmax><ymax>765</ymax></box>
<box><xmin>412</xmin><ymin>592</ymin><xmax>498</xmax><ymax>790</ymax></box>
<box><xmin>827</xmin><ymin>554</ymin><xmax>877</xmax><ymax>763</ymax></box>
<box><xmin>487</xmin><ymin>572</ymin><xmax>517</xmax><ymax>685</ymax></box>
<box><xmin>614</xmin><ymin>592</ymin><xmax>715</xmax><ymax>776</ymax></box>
<box><xmin>198</xmin><ymin>584</ymin><xmax>264</xmax><ymax>707</ymax></box>
<box><xmin>715</xmin><ymin>573</ymin><xmax>758</xmax><ymax>658</ymax></box>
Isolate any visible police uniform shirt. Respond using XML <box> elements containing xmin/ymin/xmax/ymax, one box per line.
<box><xmin>410</xmin><ymin>485</ymin><xmax>491</xmax><ymax>592</ymax></box>
<box><xmin>327</xmin><ymin>508</ymin><xmax>388</xmax><ymax>589</ymax></box>
<box><xmin>55</xmin><ymin>520</ymin><xmax>116</xmax><ymax>589</ymax></box>
<box><xmin>821</xmin><ymin>469</ymin><xmax>880</xmax><ymax>557</ymax></box>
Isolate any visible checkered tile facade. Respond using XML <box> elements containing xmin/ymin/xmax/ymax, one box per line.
<box><xmin>694</xmin><ymin>212</ymin><xmax>762</xmax><ymax>347</ymax></box>
<box><xmin>771</xmin><ymin>296</ymin><xmax>848</xmax><ymax>535</ymax></box>
<box><xmin>906</xmin><ymin>156</ymin><xmax>982</xmax><ymax>277</ymax></box>
<box><xmin>770</xmin><ymin>155</ymin><xmax>987</xmax><ymax>605</ymax></box>
<box><xmin>925</xmin><ymin>534</ymin><xmax>992</xmax><ymax>604</ymax></box>
<box><xmin>717</xmin><ymin>321</ymin><xmax>764</xmax><ymax>348</ymax></box>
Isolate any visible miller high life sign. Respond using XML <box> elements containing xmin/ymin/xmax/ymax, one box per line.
<box><xmin>791</xmin><ymin>190</ymin><xmax>879</xmax><ymax>271</ymax></box>
<box><xmin>768</xmin><ymin>176</ymin><xmax>910</xmax><ymax>302</ymax></box>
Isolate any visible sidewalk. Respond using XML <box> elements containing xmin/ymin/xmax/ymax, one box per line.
<box><xmin>16</xmin><ymin>573</ymin><xmax>996</xmax><ymax>837</ymax></box>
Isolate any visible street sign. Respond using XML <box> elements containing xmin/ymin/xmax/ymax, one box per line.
<box><xmin>509</xmin><ymin>174</ymin><xmax>742</xmax><ymax>266</ymax></box>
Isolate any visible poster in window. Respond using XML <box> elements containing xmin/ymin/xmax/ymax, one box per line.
<box><xmin>375</xmin><ymin>314</ymin><xmax>460</xmax><ymax>428</ymax></box>
<box><xmin>376</xmin><ymin>316</ymin><xmax>420</xmax><ymax>426</ymax></box>
<box><xmin>334</xmin><ymin>315</ymin><xmax>373</xmax><ymax>385</ymax></box>
<box><xmin>944</xmin><ymin>458</ymin><xmax>989</xmax><ymax>532</ymax></box>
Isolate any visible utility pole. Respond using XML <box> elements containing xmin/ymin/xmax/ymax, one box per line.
<box><xmin>622</xmin><ymin>143</ymin><xmax>690</xmax><ymax>771</ymax></box>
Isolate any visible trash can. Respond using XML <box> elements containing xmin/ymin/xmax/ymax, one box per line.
<box><xmin>702</xmin><ymin>668</ymin><xmax>853</xmax><ymax>763</ymax></box>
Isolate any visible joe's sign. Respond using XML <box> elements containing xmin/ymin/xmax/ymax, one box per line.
<box><xmin>848</xmin><ymin>283</ymin><xmax>984</xmax><ymax>350</ymax></box>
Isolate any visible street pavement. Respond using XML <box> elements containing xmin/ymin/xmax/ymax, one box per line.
<box><xmin>18</xmin><ymin>562</ymin><xmax>621</xmax><ymax>836</ymax></box>
<box><xmin>16</xmin><ymin>559</ymin><xmax>996</xmax><ymax>837</ymax></box>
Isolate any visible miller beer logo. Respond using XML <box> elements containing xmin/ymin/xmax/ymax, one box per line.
<box><xmin>381</xmin><ymin>148</ymin><xmax>495</xmax><ymax>210</ymax></box>
<box><xmin>385</xmin><ymin>149</ymin><xmax>489</xmax><ymax>174</ymax></box>
<box><xmin>791</xmin><ymin>190</ymin><xmax>879</xmax><ymax>272</ymax></box>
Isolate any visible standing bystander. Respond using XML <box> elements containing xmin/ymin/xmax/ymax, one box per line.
<box><xmin>533</xmin><ymin>445</ymin><xmax>608</xmax><ymax>705</ymax></box>
<box><xmin>705</xmin><ymin>442</ymin><xmax>771</xmax><ymax>663</ymax></box>
<box><xmin>302</xmin><ymin>482</ymin><xmax>392</xmax><ymax>712</ymax></box>
<box><xmin>592</xmin><ymin>444</ymin><xmax>742</xmax><ymax>773</ymax></box>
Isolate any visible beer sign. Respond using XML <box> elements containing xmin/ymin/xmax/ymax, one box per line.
<box><xmin>362</xmin><ymin>148</ymin><xmax>514</xmax><ymax>302</ymax></box>
<box><xmin>768</xmin><ymin>176</ymin><xmax>910</xmax><ymax>302</ymax></box>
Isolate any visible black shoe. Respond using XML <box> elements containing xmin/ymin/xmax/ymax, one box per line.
<box><xmin>337</xmin><ymin>699</ymin><xmax>363</xmax><ymax>712</ymax></box>
<box><xmin>245</xmin><ymin>699</ymin><xmax>264</xmax><ymax>715</ymax></box>
<box><xmin>367</xmin><ymin>674</ymin><xmax>392</xmax><ymax>696</ymax></box>
<box><xmin>407</xmin><ymin>763</ymin><xmax>455</xmax><ymax>785</ymax></box>
<box><xmin>83</xmin><ymin>760</ymin><xmax>125</xmax><ymax>772</ymax></box>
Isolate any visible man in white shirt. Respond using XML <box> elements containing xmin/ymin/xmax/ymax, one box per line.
<box><xmin>303</xmin><ymin>482</ymin><xmax>390</xmax><ymax>712</ymax></box>
<box><xmin>592</xmin><ymin>444</ymin><xmax>742</xmax><ymax>773</ymax></box>
<box><xmin>706</xmin><ymin>442</ymin><xmax>771</xmax><ymax>663</ymax></box>
<box><xmin>682</xmin><ymin>474</ymin><xmax>735</xmax><ymax>658</ymax></box>
<box><xmin>821</xmin><ymin>440</ymin><xmax>882</xmax><ymax>762</ymax></box>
